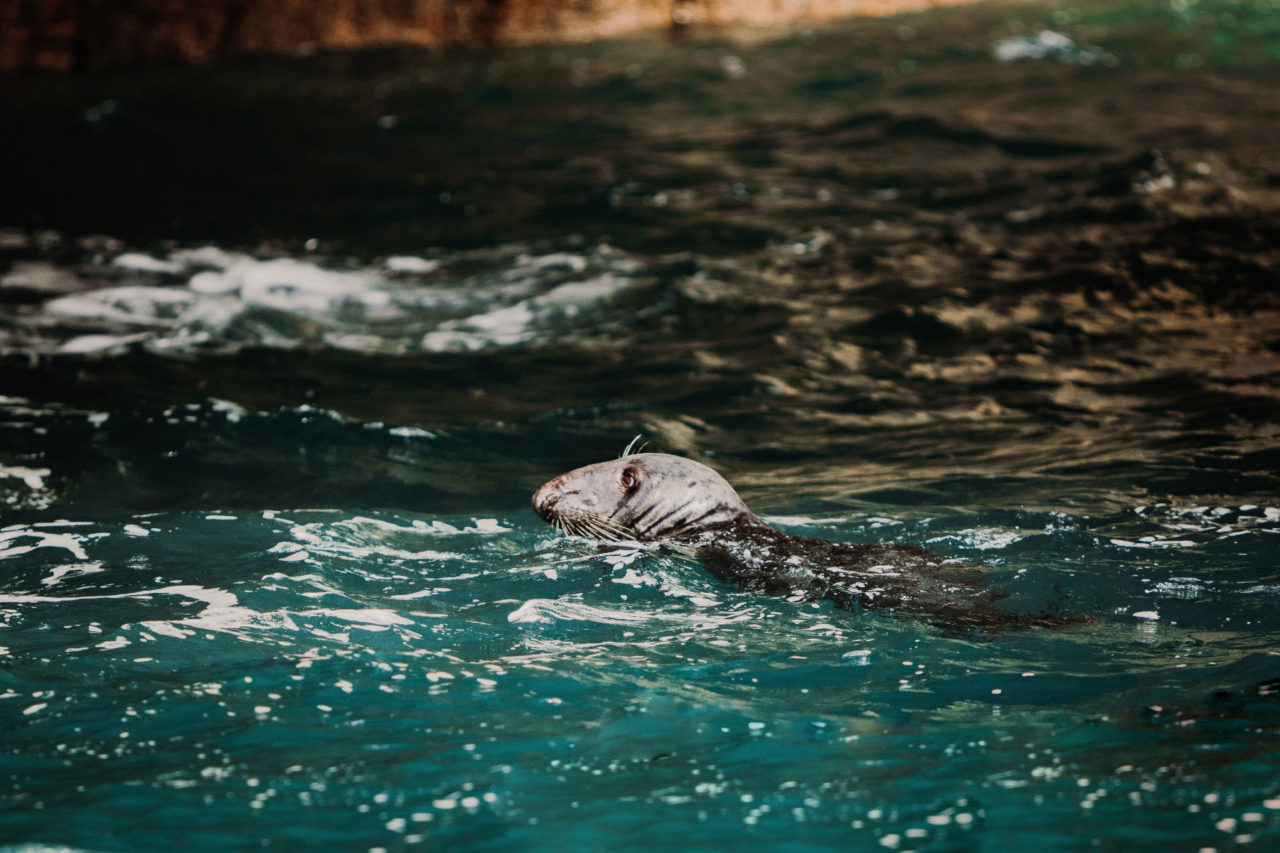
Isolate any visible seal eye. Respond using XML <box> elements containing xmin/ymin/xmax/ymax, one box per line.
<box><xmin>620</xmin><ymin>469</ymin><xmax>639</xmax><ymax>491</ymax></box>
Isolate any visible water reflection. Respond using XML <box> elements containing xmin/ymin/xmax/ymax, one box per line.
<box><xmin>1</xmin><ymin>3</ymin><xmax>1279</xmax><ymax>848</ymax></box>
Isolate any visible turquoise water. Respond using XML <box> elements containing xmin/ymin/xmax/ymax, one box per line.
<box><xmin>3</xmin><ymin>498</ymin><xmax>1279</xmax><ymax>850</ymax></box>
<box><xmin>2</xmin><ymin>411</ymin><xmax>1278</xmax><ymax>850</ymax></box>
<box><xmin>3</xmin><ymin>0</ymin><xmax>1280</xmax><ymax>849</ymax></box>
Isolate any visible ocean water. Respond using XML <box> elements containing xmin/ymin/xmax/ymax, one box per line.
<box><xmin>1</xmin><ymin>500</ymin><xmax>1277</xmax><ymax>850</ymax></box>
<box><xmin>2</xmin><ymin>0</ymin><xmax>1280</xmax><ymax>850</ymax></box>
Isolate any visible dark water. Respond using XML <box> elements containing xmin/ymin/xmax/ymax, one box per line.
<box><xmin>2</xmin><ymin>1</ymin><xmax>1280</xmax><ymax>849</ymax></box>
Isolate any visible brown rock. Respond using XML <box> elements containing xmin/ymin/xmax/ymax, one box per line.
<box><xmin>0</xmin><ymin>0</ymin><xmax>985</xmax><ymax>74</ymax></box>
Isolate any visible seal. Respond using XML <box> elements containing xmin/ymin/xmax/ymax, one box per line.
<box><xmin>533</xmin><ymin>450</ymin><xmax>1075</xmax><ymax>629</ymax></box>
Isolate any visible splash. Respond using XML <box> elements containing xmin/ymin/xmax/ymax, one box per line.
<box><xmin>12</xmin><ymin>243</ymin><xmax>649</xmax><ymax>356</ymax></box>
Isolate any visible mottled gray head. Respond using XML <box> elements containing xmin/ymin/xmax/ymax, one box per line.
<box><xmin>532</xmin><ymin>453</ymin><xmax>755</xmax><ymax>542</ymax></box>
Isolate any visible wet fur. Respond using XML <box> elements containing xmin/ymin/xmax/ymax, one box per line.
<box><xmin>533</xmin><ymin>452</ymin><xmax>1078</xmax><ymax>630</ymax></box>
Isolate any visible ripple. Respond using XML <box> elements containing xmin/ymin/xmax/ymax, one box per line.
<box><xmin>8</xmin><ymin>242</ymin><xmax>651</xmax><ymax>356</ymax></box>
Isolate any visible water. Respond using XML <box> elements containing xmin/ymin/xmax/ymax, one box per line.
<box><xmin>2</xmin><ymin>0</ymin><xmax>1280</xmax><ymax>849</ymax></box>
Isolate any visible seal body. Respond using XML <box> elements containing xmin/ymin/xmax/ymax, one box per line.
<box><xmin>533</xmin><ymin>452</ymin><xmax>1058</xmax><ymax>629</ymax></box>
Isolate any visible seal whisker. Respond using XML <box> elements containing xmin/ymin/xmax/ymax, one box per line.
<box><xmin>582</xmin><ymin>515</ymin><xmax>623</xmax><ymax>542</ymax></box>
<box><xmin>591</xmin><ymin>515</ymin><xmax>636</xmax><ymax>542</ymax></box>
<box><xmin>621</xmin><ymin>434</ymin><xmax>645</xmax><ymax>458</ymax></box>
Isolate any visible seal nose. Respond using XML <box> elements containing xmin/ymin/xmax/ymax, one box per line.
<box><xmin>531</xmin><ymin>479</ymin><xmax>560</xmax><ymax>521</ymax></box>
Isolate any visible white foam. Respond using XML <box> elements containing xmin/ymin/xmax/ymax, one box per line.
<box><xmin>423</xmin><ymin>302</ymin><xmax>537</xmax><ymax>351</ymax></box>
<box><xmin>0</xmin><ymin>466</ymin><xmax>50</xmax><ymax>491</ymax></box>
<box><xmin>389</xmin><ymin>588</ymin><xmax>453</xmax><ymax>601</ymax></box>
<box><xmin>169</xmin><ymin>245</ymin><xmax>246</xmax><ymax>269</ymax></box>
<box><xmin>1</xmin><ymin>260</ymin><xmax>83</xmax><ymax>293</ymax></box>
<box><xmin>0</xmin><ymin>527</ymin><xmax>92</xmax><ymax>560</ymax></box>
<box><xmin>60</xmin><ymin>333</ymin><xmax>152</xmax><ymax>354</ymax></box>
<box><xmin>283</xmin><ymin>514</ymin><xmax>498</xmax><ymax>568</ymax></box>
<box><xmin>927</xmin><ymin>528</ymin><xmax>1024</xmax><ymax>550</ymax></box>
<box><xmin>468</xmin><ymin>518</ymin><xmax>511</xmax><ymax>534</ymax></box>
<box><xmin>764</xmin><ymin>515</ymin><xmax>845</xmax><ymax>527</ymax></box>
<box><xmin>1110</xmin><ymin>537</ymin><xmax>1195</xmax><ymax>549</ymax></box>
<box><xmin>255</xmin><ymin>259</ymin><xmax>377</xmax><ymax>305</ymax></box>
<box><xmin>386</xmin><ymin>426</ymin><xmax>437</xmax><ymax>439</ymax></box>
<box><xmin>385</xmin><ymin>255</ymin><xmax>439</xmax><ymax>274</ymax></box>
<box><xmin>539</xmin><ymin>273</ymin><xmax>627</xmax><ymax>305</ymax></box>
<box><xmin>112</xmin><ymin>252</ymin><xmax>183</xmax><ymax>275</ymax></box>
<box><xmin>993</xmin><ymin>30</ymin><xmax>1113</xmax><ymax>65</ymax></box>
<box><xmin>421</xmin><ymin>272</ymin><xmax>627</xmax><ymax>351</ymax></box>
<box><xmin>41</xmin><ymin>562</ymin><xmax>105</xmax><ymax>586</ymax></box>
<box><xmin>25</xmin><ymin>243</ymin><xmax>641</xmax><ymax>355</ymax></box>
<box><xmin>207</xmin><ymin>398</ymin><xmax>247</xmax><ymax>421</ymax></box>
<box><xmin>188</xmin><ymin>270</ymin><xmax>241</xmax><ymax>295</ymax></box>
<box><xmin>47</xmin><ymin>285</ymin><xmax>196</xmax><ymax>324</ymax></box>
<box><xmin>507</xmin><ymin>598</ymin><xmax>684</xmax><ymax>625</ymax></box>
<box><xmin>994</xmin><ymin>30</ymin><xmax>1076</xmax><ymax>61</ymax></box>
<box><xmin>302</xmin><ymin>608</ymin><xmax>414</xmax><ymax>627</ymax></box>
<box><xmin>142</xmin><ymin>620</ymin><xmax>196</xmax><ymax>639</ymax></box>
<box><xmin>519</xmin><ymin>252</ymin><xmax>589</xmax><ymax>273</ymax></box>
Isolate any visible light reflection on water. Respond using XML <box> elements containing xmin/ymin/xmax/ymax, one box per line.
<box><xmin>0</xmin><ymin>503</ymin><xmax>1276</xmax><ymax>847</ymax></box>
<box><xmin>2</xmin><ymin>0</ymin><xmax>1280</xmax><ymax>848</ymax></box>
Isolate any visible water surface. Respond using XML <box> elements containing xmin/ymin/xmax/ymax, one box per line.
<box><xmin>2</xmin><ymin>1</ymin><xmax>1279</xmax><ymax>849</ymax></box>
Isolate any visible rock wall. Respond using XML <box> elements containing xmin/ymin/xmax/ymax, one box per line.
<box><xmin>1</xmin><ymin>0</ymin><xmax>984</xmax><ymax>73</ymax></box>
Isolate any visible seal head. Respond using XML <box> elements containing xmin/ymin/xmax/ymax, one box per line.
<box><xmin>532</xmin><ymin>453</ymin><xmax>757</xmax><ymax>542</ymax></box>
